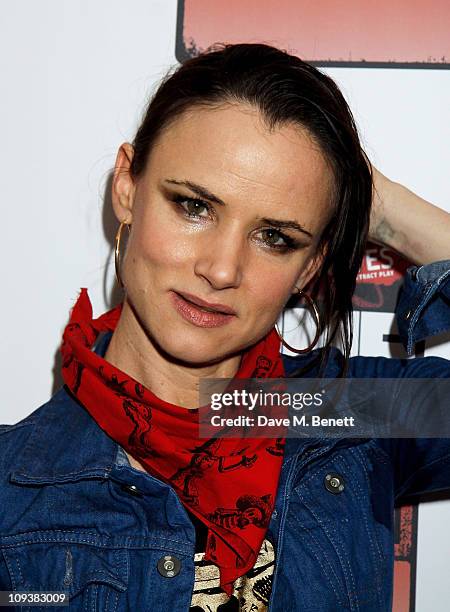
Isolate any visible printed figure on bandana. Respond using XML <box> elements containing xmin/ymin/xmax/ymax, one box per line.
<box><xmin>61</xmin><ymin>323</ymin><xmax>86</xmax><ymax>394</ymax></box>
<box><xmin>206</xmin><ymin>494</ymin><xmax>273</xmax><ymax>530</ymax></box>
<box><xmin>266</xmin><ymin>438</ymin><xmax>285</xmax><ymax>456</ymax></box>
<box><xmin>98</xmin><ymin>366</ymin><xmax>129</xmax><ymax>395</ymax></box>
<box><xmin>122</xmin><ymin>398</ymin><xmax>154</xmax><ymax>457</ymax></box>
<box><xmin>250</xmin><ymin>356</ymin><xmax>273</xmax><ymax>377</ymax></box>
<box><xmin>170</xmin><ymin>438</ymin><xmax>258</xmax><ymax>506</ymax></box>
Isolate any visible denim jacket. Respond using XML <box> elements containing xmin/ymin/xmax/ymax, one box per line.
<box><xmin>0</xmin><ymin>260</ymin><xmax>449</xmax><ymax>611</ymax></box>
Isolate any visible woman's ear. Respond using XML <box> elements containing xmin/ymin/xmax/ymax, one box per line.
<box><xmin>111</xmin><ymin>143</ymin><xmax>136</xmax><ymax>224</ymax></box>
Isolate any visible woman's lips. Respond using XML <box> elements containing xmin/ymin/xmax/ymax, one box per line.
<box><xmin>170</xmin><ymin>291</ymin><xmax>236</xmax><ymax>328</ymax></box>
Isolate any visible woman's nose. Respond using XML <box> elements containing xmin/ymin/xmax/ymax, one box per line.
<box><xmin>194</xmin><ymin>231</ymin><xmax>245</xmax><ymax>290</ymax></box>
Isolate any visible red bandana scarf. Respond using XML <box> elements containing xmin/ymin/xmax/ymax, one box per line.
<box><xmin>61</xmin><ymin>288</ymin><xmax>286</xmax><ymax>596</ymax></box>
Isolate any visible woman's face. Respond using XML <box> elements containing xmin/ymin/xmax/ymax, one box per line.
<box><xmin>112</xmin><ymin>103</ymin><xmax>334</xmax><ymax>365</ymax></box>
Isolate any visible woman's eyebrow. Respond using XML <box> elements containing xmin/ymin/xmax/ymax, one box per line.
<box><xmin>164</xmin><ymin>179</ymin><xmax>226</xmax><ymax>206</ymax></box>
<box><xmin>259</xmin><ymin>217</ymin><xmax>313</xmax><ymax>238</ymax></box>
<box><xmin>164</xmin><ymin>178</ymin><xmax>313</xmax><ymax>238</ymax></box>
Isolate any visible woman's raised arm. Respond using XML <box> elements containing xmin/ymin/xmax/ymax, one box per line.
<box><xmin>369</xmin><ymin>165</ymin><xmax>450</xmax><ymax>265</ymax></box>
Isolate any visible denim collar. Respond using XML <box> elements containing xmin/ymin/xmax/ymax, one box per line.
<box><xmin>9</xmin><ymin>332</ymin><xmax>124</xmax><ymax>486</ymax></box>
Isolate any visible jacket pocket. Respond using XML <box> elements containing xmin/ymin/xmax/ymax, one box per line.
<box><xmin>1</xmin><ymin>536</ymin><xmax>128</xmax><ymax>612</ymax></box>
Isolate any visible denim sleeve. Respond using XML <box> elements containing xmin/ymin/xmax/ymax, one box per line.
<box><xmin>367</xmin><ymin>259</ymin><xmax>450</xmax><ymax>500</ymax></box>
<box><xmin>349</xmin><ymin>351</ymin><xmax>450</xmax><ymax>501</ymax></box>
<box><xmin>396</xmin><ymin>258</ymin><xmax>450</xmax><ymax>356</ymax></box>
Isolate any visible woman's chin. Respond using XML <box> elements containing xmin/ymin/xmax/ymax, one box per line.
<box><xmin>155</xmin><ymin>332</ymin><xmax>234</xmax><ymax>367</ymax></box>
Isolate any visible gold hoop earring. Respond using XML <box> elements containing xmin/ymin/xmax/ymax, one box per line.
<box><xmin>114</xmin><ymin>221</ymin><xmax>131</xmax><ymax>288</ymax></box>
<box><xmin>275</xmin><ymin>288</ymin><xmax>321</xmax><ymax>354</ymax></box>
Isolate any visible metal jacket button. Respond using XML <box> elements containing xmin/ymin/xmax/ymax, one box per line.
<box><xmin>120</xmin><ymin>483</ymin><xmax>143</xmax><ymax>497</ymax></box>
<box><xmin>324</xmin><ymin>472</ymin><xmax>345</xmax><ymax>494</ymax></box>
<box><xmin>157</xmin><ymin>555</ymin><xmax>181</xmax><ymax>578</ymax></box>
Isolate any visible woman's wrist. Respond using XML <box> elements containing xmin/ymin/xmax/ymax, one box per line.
<box><xmin>370</xmin><ymin>171</ymin><xmax>407</xmax><ymax>254</ymax></box>
<box><xmin>370</xmin><ymin>168</ymin><xmax>450</xmax><ymax>265</ymax></box>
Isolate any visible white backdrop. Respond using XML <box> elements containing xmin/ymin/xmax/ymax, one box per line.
<box><xmin>0</xmin><ymin>1</ymin><xmax>449</xmax><ymax>610</ymax></box>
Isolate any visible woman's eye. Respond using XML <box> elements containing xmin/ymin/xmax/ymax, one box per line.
<box><xmin>259</xmin><ymin>228</ymin><xmax>297</xmax><ymax>251</ymax></box>
<box><xmin>173</xmin><ymin>195</ymin><xmax>210</xmax><ymax>219</ymax></box>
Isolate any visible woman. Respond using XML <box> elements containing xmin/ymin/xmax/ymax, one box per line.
<box><xmin>0</xmin><ymin>43</ymin><xmax>449</xmax><ymax>611</ymax></box>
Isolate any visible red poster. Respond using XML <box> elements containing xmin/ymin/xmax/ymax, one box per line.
<box><xmin>393</xmin><ymin>505</ymin><xmax>419</xmax><ymax>612</ymax></box>
<box><xmin>177</xmin><ymin>0</ymin><xmax>450</xmax><ymax>68</ymax></box>
<box><xmin>352</xmin><ymin>243</ymin><xmax>410</xmax><ymax>313</ymax></box>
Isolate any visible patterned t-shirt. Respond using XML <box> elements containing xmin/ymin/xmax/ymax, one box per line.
<box><xmin>187</xmin><ymin>510</ymin><xmax>275</xmax><ymax>611</ymax></box>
